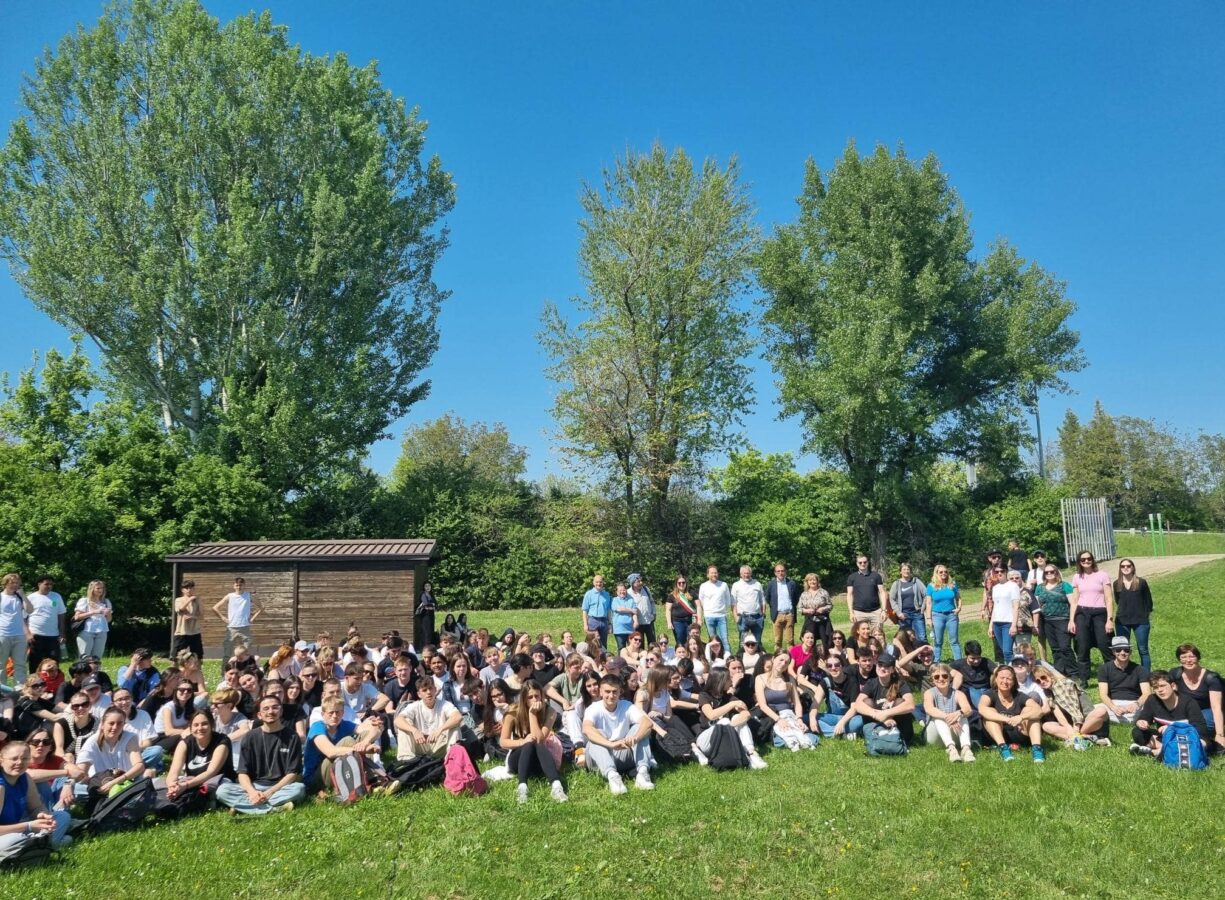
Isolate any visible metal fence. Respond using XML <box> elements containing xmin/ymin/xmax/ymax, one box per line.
<box><xmin>1062</xmin><ymin>497</ymin><xmax>1116</xmax><ymax>564</ymax></box>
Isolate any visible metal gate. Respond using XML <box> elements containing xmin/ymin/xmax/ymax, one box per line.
<box><xmin>1061</xmin><ymin>497</ymin><xmax>1116</xmax><ymax>565</ymax></box>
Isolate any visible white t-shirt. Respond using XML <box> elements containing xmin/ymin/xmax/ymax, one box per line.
<box><xmin>77</xmin><ymin>730</ymin><xmax>139</xmax><ymax>776</ymax></box>
<box><xmin>122</xmin><ymin>709</ymin><xmax>157</xmax><ymax>744</ymax></box>
<box><xmin>583</xmin><ymin>698</ymin><xmax>645</xmax><ymax>742</ymax></box>
<box><xmin>309</xmin><ymin>704</ymin><xmax>357</xmax><ymax>725</ymax></box>
<box><xmin>731</xmin><ymin>579</ymin><xmax>765</xmax><ymax>616</ymax></box>
<box><xmin>0</xmin><ymin>592</ymin><xmax>26</xmax><ymax>638</ymax></box>
<box><xmin>25</xmin><ymin>591</ymin><xmax>66</xmax><ymax>636</ymax></box>
<box><xmin>698</xmin><ymin>580</ymin><xmax>731</xmax><ymax>617</ymax></box>
<box><xmin>341</xmin><ymin>681</ymin><xmax>381</xmax><ymax>717</ymax></box>
<box><xmin>225</xmin><ymin>592</ymin><xmax>252</xmax><ymax>628</ymax></box>
<box><xmin>75</xmin><ymin>597</ymin><xmax>112</xmax><ymax>634</ymax></box>
<box><xmin>395</xmin><ymin>699</ymin><xmax>459</xmax><ymax>758</ymax></box>
<box><xmin>990</xmin><ymin>582</ymin><xmax>1022</xmax><ymax>624</ymax></box>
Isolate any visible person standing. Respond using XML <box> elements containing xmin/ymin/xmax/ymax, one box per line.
<box><xmin>0</xmin><ymin>574</ymin><xmax>29</xmax><ymax>686</ymax></box>
<box><xmin>766</xmin><ymin>563</ymin><xmax>800</xmax><ymax>651</ymax></box>
<box><xmin>24</xmin><ymin>576</ymin><xmax>67</xmax><ymax>669</ymax></box>
<box><xmin>415</xmin><ymin>581</ymin><xmax>437</xmax><ymax>650</ymax></box>
<box><xmin>581</xmin><ymin>575</ymin><xmax>612</xmax><ymax>652</ymax></box>
<box><xmin>697</xmin><ymin>566</ymin><xmax>731</xmax><ymax>651</ymax></box>
<box><xmin>731</xmin><ymin>565</ymin><xmax>766</xmax><ymax>652</ymax></box>
<box><xmin>216</xmin><ymin>695</ymin><xmax>305</xmax><ymax>815</ymax></box>
<box><xmin>665</xmin><ymin>577</ymin><xmax>697</xmax><ymax>648</ymax></box>
<box><xmin>796</xmin><ymin>573</ymin><xmax>833</xmax><ymax>649</ymax></box>
<box><xmin>1069</xmin><ymin>551</ymin><xmax>1115</xmax><ymax>688</ymax></box>
<box><xmin>172</xmin><ymin>580</ymin><xmax>203</xmax><ymax>660</ymax></box>
<box><xmin>925</xmin><ymin>564</ymin><xmax>962</xmax><ymax>661</ymax></box>
<box><xmin>1006</xmin><ymin>539</ymin><xmax>1031</xmax><ymax>578</ymax></box>
<box><xmin>72</xmin><ymin>580</ymin><xmax>112</xmax><ymax>660</ymax></box>
<box><xmin>888</xmin><ymin>563</ymin><xmax>928</xmax><ymax>643</ymax></box>
<box><xmin>1112</xmin><ymin>559</ymin><xmax>1153</xmax><ymax>671</ymax></box>
<box><xmin>627</xmin><ymin>574</ymin><xmax>656</xmax><ymax>645</ymax></box>
<box><xmin>1033</xmin><ymin>564</ymin><xmax>1076</xmax><ymax>678</ymax></box>
<box><xmin>846</xmin><ymin>555</ymin><xmax>887</xmax><ymax>628</ymax></box>
<box><xmin>213</xmin><ymin>577</ymin><xmax>264</xmax><ymax>661</ymax></box>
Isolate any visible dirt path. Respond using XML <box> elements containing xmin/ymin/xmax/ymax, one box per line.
<box><xmin>831</xmin><ymin>554</ymin><xmax>1225</xmax><ymax>625</ymax></box>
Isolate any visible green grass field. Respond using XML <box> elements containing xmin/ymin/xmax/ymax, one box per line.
<box><xmin>1114</xmin><ymin>530</ymin><xmax>1225</xmax><ymax>557</ymax></box>
<box><xmin>7</xmin><ymin>562</ymin><xmax>1225</xmax><ymax>898</ymax></box>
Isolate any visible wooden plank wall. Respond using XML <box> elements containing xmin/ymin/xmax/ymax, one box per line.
<box><xmin>179</xmin><ymin>565</ymin><xmax>295</xmax><ymax>655</ymax></box>
<box><xmin>296</xmin><ymin>562</ymin><xmax>416</xmax><ymax>649</ymax></box>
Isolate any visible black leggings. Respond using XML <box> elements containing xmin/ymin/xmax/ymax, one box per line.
<box><xmin>1075</xmin><ymin>607</ymin><xmax>1110</xmax><ymax>683</ymax></box>
<box><xmin>507</xmin><ymin>743</ymin><xmax>560</xmax><ymax>785</ymax></box>
<box><xmin>1042</xmin><ymin>616</ymin><xmax>1075</xmax><ymax>677</ymax></box>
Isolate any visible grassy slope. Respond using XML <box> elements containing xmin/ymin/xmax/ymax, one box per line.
<box><xmin>1115</xmin><ymin>531</ymin><xmax>1225</xmax><ymax>557</ymax></box>
<box><xmin>8</xmin><ymin>563</ymin><xmax>1225</xmax><ymax>899</ymax></box>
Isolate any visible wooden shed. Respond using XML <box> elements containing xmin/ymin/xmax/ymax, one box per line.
<box><xmin>165</xmin><ymin>538</ymin><xmax>437</xmax><ymax>654</ymax></box>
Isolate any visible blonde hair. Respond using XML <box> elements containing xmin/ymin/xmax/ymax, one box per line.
<box><xmin>929</xmin><ymin>565</ymin><xmax>953</xmax><ymax>587</ymax></box>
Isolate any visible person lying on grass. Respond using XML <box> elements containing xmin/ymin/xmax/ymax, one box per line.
<box><xmin>978</xmin><ymin>665</ymin><xmax>1045</xmax><ymax>763</ymax></box>
<box><xmin>500</xmin><ymin>681</ymin><xmax>567</xmax><ymax>804</ymax></box>
<box><xmin>1129</xmin><ymin>670</ymin><xmax>1210</xmax><ymax>758</ymax></box>
<box><xmin>582</xmin><ymin>675</ymin><xmax>656</xmax><ymax>795</ymax></box>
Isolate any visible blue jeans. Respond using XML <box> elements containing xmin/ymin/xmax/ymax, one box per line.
<box><xmin>1113</xmin><ymin>621</ymin><xmax>1151</xmax><ymax>671</ymax></box>
<box><xmin>672</xmin><ymin>620</ymin><xmax>692</xmax><ymax>648</ymax></box>
<box><xmin>705</xmin><ymin>616</ymin><xmax>729</xmax><ymax>650</ymax></box>
<box><xmin>992</xmin><ymin>622</ymin><xmax>1015</xmax><ymax>662</ymax></box>
<box><xmin>816</xmin><ymin>690</ymin><xmax>863</xmax><ymax>737</ymax></box>
<box><xmin>216</xmin><ymin>780</ymin><xmax>306</xmax><ymax>815</ymax></box>
<box><xmin>613</xmin><ymin>632</ymin><xmax>631</xmax><ymax>651</ymax></box>
<box><xmin>902</xmin><ymin>610</ymin><xmax>926</xmax><ymax>643</ymax></box>
<box><xmin>932</xmin><ymin>611</ymin><xmax>961</xmax><ymax>660</ymax></box>
<box><xmin>736</xmin><ymin>613</ymin><xmax>764</xmax><ymax>650</ymax></box>
<box><xmin>587</xmin><ymin>618</ymin><xmax>609</xmax><ymax>651</ymax></box>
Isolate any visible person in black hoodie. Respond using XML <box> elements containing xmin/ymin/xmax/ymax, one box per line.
<box><xmin>1129</xmin><ymin>670</ymin><xmax>1209</xmax><ymax>757</ymax></box>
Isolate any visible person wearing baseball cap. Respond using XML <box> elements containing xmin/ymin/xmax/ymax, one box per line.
<box><xmin>853</xmin><ymin>650</ymin><xmax>917</xmax><ymax>746</ymax></box>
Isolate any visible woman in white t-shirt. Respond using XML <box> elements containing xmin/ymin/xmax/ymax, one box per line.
<box><xmin>73</xmin><ymin>580</ymin><xmax>113</xmax><ymax>660</ymax></box>
<box><xmin>987</xmin><ymin>569</ymin><xmax>1023</xmax><ymax>662</ymax></box>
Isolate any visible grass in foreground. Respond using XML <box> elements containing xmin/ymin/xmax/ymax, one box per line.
<box><xmin>10</xmin><ymin>561</ymin><xmax>1225</xmax><ymax>898</ymax></box>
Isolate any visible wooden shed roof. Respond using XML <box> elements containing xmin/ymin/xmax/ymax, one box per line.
<box><xmin>166</xmin><ymin>538</ymin><xmax>437</xmax><ymax>565</ymax></box>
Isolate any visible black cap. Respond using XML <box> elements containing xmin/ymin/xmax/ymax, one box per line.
<box><xmin>1033</xmin><ymin>550</ymin><xmax>1047</xmax><ymax>558</ymax></box>
<box><xmin>82</xmin><ymin>676</ymin><xmax>101</xmax><ymax>689</ymax></box>
<box><xmin>530</xmin><ymin>643</ymin><xmax>550</xmax><ymax>656</ymax></box>
<box><xmin>986</xmin><ymin>549</ymin><xmax>1003</xmax><ymax>557</ymax></box>
<box><xmin>876</xmin><ymin>651</ymin><xmax>897</xmax><ymax>667</ymax></box>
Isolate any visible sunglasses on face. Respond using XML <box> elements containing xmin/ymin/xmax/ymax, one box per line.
<box><xmin>932</xmin><ymin>674</ymin><xmax>950</xmax><ymax>681</ymax></box>
<box><xmin>1120</xmin><ymin>564</ymin><xmax>1133</xmax><ymax>569</ymax></box>
<box><xmin>70</xmin><ymin>703</ymin><xmax>89</xmax><ymax>710</ymax></box>
<box><xmin>1079</xmin><ymin>557</ymin><xmax>1093</xmax><ymax>563</ymax></box>
<box><xmin>29</xmin><ymin>738</ymin><xmax>51</xmax><ymax>745</ymax></box>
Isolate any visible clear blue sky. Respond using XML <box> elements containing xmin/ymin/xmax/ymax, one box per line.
<box><xmin>2</xmin><ymin>1</ymin><xmax>1222</xmax><ymax>482</ymax></box>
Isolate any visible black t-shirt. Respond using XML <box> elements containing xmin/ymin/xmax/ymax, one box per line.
<box><xmin>302</xmin><ymin>681</ymin><xmax>323</xmax><ymax>708</ymax></box>
<box><xmin>984</xmin><ymin>689</ymin><xmax>1026</xmax><ymax>717</ymax></box>
<box><xmin>857</xmin><ymin>677</ymin><xmax>908</xmax><ymax>711</ymax></box>
<box><xmin>56</xmin><ymin>681</ymin><xmax>84</xmax><ymax>707</ymax></box>
<box><xmin>1136</xmin><ymin>694</ymin><xmax>1209</xmax><ymax>741</ymax></box>
<box><xmin>238</xmin><ymin>724</ymin><xmax>303</xmax><ymax>782</ymax></box>
<box><xmin>1168</xmin><ymin>666</ymin><xmax>1223</xmax><ymax>713</ymax></box>
<box><xmin>847</xmin><ymin>571</ymin><xmax>884</xmax><ymax>612</ymax></box>
<box><xmin>951</xmin><ymin>658</ymin><xmax>996</xmax><ymax>690</ymax></box>
<box><xmin>382</xmin><ymin>678</ymin><xmax>417</xmax><ymax>708</ymax></box>
<box><xmin>1008</xmin><ymin>549</ymin><xmax>1029</xmax><ymax>572</ymax></box>
<box><xmin>183</xmin><ymin>732</ymin><xmax>235</xmax><ymax>781</ymax></box>
<box><xmin>697</xmin><ymin>691</ymin><xmax>727</xmax><ymax>722</ymax></box>
<box><xmin>821</xmin><ymin>672</ymin><xmax>859</xmax><ymax>709</ymax></box>
<box><xmin>1098</xmin><ymin>660</ymin><xmax>1150</xmax><ymax>702</ymax></box>
<box><xmin>529</xmin><ymin>665</ymin><xmax>560</xmax><ymax>690</ymax></box>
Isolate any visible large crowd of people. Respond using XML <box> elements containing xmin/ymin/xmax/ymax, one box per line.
<box><xmin>0</xmin><ymin>546</ymin><xmax>1218</xmax><ymax>862</ymax></box>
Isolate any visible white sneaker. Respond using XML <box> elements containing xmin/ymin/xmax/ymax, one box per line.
<box><xmin>947</xmin><ymin>745</ymin><xmax>960</xmax><ymax>763</ymax></box>
<box><xmin>516</xmin><ymin>783</ymin><xmax>528</xmax><ymax>805</ymax></box>
<box><xmin>634</xmin><ymin>767</ymin><xmax>655</xmax><ymax>790</ymax></box>
<box><xmin>843</xmin><ymin>732</ymin><xmax>857</xmax><ymax>741</ymax></box>
<box><xmin>550</xmin><ymin>781</ymin><xmax>568</xmax><ymax>803</ymax></box>
<box><xmin>691</xmin><ymin>744</ymin><xmax>709</xmax><ymax>766</ymax></box>
<box><xmin>607</xmin><ymin>771</ymin><xmax>628</xmax><ymax>795</ymax></box>
<box><xmin>749</xmin><ymin>753</ymin><xmax>768</xmax><ymax>770</ymax></box>
<box><xmin>960</xmin><ymin>745</ymin><xmax>976</xmax><ymax>763</ymax></box>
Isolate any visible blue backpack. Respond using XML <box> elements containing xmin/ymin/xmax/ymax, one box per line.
<box><xmin>1160</xmin><ymin>721</ymin><xmax>1209</xmax><ymax>770</ymax></box>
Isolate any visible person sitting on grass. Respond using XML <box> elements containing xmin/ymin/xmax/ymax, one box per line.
<box><xmin>922</xmin><ymin>663</ymin><xmax>975</xmax><ymax>762</ymax></box>
<box><xmin>807</xmin><ymin>653</ymin><xmax>864</xmax><ymax>740</ymax></box>
<box><xmin>950</xmin><ymin>641</ymin><xmax>996</xmax><ymax>707</ymax></box>
<box><xmin>24</xmin><ymin>727</ymin><xmax>69</xmax><ymax>811</ymax></box>
<box><xmin>696</xmin><ymin>669</ymin><xmax>768</xmax><ymax>770</ymax></box>
<box><xmin>1033</xmin><ymin>666</ymin><xmax>1110</xmax><ymax>750</ymax></box>
<box><xmin>118</xmin><ymin>649</ymin><xmax>161</xmax><ymax>705</ymax></box>
<box><xmin>147</xmin><ymin>681</ymin><xmax>197</xmax><ymax>769</ymax></box>
<box><xmin>546</xmin><ymin>653</ymin><xmax>587</xmax><ymax>748</ymax></box>
<box><xmin>755</xmin><ymin>652</ymin><xmax>818</xmax><ymax>751</ymax></box>
<box><xmin>1168</xmin><ymin>643</ymin><xmax>1224</xmax><ymax>753</ymax></box>
<box><xmin>582</xmin><ymin>675</ymin><xmax>657</xmax><ymax>794</ymax></box>
<box><xmin>0</xmin><ymin>740</ymin><xmax>72</xmax><ymax>853</ymax></box>
<box><xmin>478</xmin><ymin>646</ymin><xmax>511</xmax><ymax>687</ymax></box>
<box><xmin>216</xmin><ymin>695</ymin><xmax>304</xmax><ymax>816</ymax></box>
<box><xmin>1129</xmin><ymin>670</ymin><xmax>1210</xmax><ymax>758</ymax></box>
<box><xmin>500</xmin><ymin>681</ymin><xmax>568</xmax><ymax>804</ymax></box>
<box><xmin>978</xmin><ymin>665</ymin><xmax>1045</xmax><ymax>763</ymax></box>
<box><xmin>1095</xmin><ymin>636</ymin><xmax>1151</xmax><ymax>725</ymax></box>
<box><xmin>304</xmin><ymin>697</ymin><xmax>393</xmax><ymax>799</ymax></box>
<box><xmin>637</xmin><ymin>665</ymin><xmax>705</xmax><ymax>764</ymax></box>
<box><xmin>72</xmin><ymin>706</ymin><xmax>148</xmax><ymax>810</ymax></box>
<box><xmin>853</xmin><ymin>651</ymin><xmax>917</xmax><ymax>747</ymax></box>
<box><xmin>155</xmin><ymin>708</ymin><xmax>234</xmax><ymax>819</ymax></box>
<box><xmin>394</xmin><ymin>678</ymin><xmax>461</xmax><ymax>761</ymax></box>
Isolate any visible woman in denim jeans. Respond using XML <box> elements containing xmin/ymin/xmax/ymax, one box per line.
<box><xmin>926</xmin><ymin>565</ymin><xmax>962</xmax><ymax>661</ymax></box>
<box><xmin>1112</xmin><ymin>560</ymin><xmax>1153</xmax><ymax>670</ymax></box>
<box><xmin>809</xmin><ymin>654</ymin><xmax>864</xmax><ymax>739</ymax></box>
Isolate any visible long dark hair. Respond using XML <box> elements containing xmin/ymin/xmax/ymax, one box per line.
<box><xmin>704</xmin><ymin>669</ymin><xmax>731</xmax><ymax>700</ymax></box>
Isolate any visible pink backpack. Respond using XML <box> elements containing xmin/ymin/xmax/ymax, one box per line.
<box><xmin>442</xmin><ymin>744</ymin><xmax>487</xmax><ymax>796</ymax></box>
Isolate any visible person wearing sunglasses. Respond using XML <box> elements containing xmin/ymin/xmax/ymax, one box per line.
<box><xmin>23</xmin><ymin>726</ymin><xmax>70</xmax><ymax>811</ymax></box>
<box><xmin>1112</xmin><ymin>559</ymin><xmax>1153</xmax><ymax>670</ymax></box>
<box><xmin>1068</xmin><ymin>551</ymin><xmax>1115</xmax><ymax>688</ymax></box>
<box><xmin>1034</xmin><ymin>564</ymin><xmax>1076</xmax><ymax>678</ymax></box>
<box><xmin>1093</xmin><ymin>636</ymin><xmax>1150</xmax><ymax>725</ymax></box>
<box><xmin>923</xmin><ymin>663</ymin><xmax>975</xmax><ymax>762</ymax></box>
<box><xmin>0</xmin><ymin>740</ymin><xmax>73</xmax><ymax>853</ymax></box>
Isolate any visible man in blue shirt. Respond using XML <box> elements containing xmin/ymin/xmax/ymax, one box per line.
<box><xmin>118</xmin><ymin>648</ymin><xmax>161</xmax><ymax>704</ymax></box>
<box><xmin>581</xmin><ymin>575</ymin><xmax>612</xmax><ymax>651</ymax></box>
<box><xmin>766</xmin><ymin>563</ymin><xmax>801</xmax><ymax>651</ymax></box>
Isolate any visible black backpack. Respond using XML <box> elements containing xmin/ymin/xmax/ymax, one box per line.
<box><xmin>0</xmin><ymin>832</ymin><xmax>55</xmax><ymax>869</ymax></box>
<box><xmin>650</xmin><ymin>718</ymin><xmax>697</xmax><ymax>765</ymax></box>
<box><xmin>387</xmin><ymin>756</ymin><xmax>446</xmax><ymax>791</ymax></box>
<box><xmin>88</xmin><ymin>778</ymin><xmax>157</xmax><ymax>835</ymax></box>
<box><xmin>705</xmin><ymin>722</ymin><xmax>750</xmax><ymax>770</ymax></box>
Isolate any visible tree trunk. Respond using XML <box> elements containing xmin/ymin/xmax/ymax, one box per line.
<box><xmin>867</xmin><ymin>520</ymin><xmax>888</xmax><ymax>573</ymax></box>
